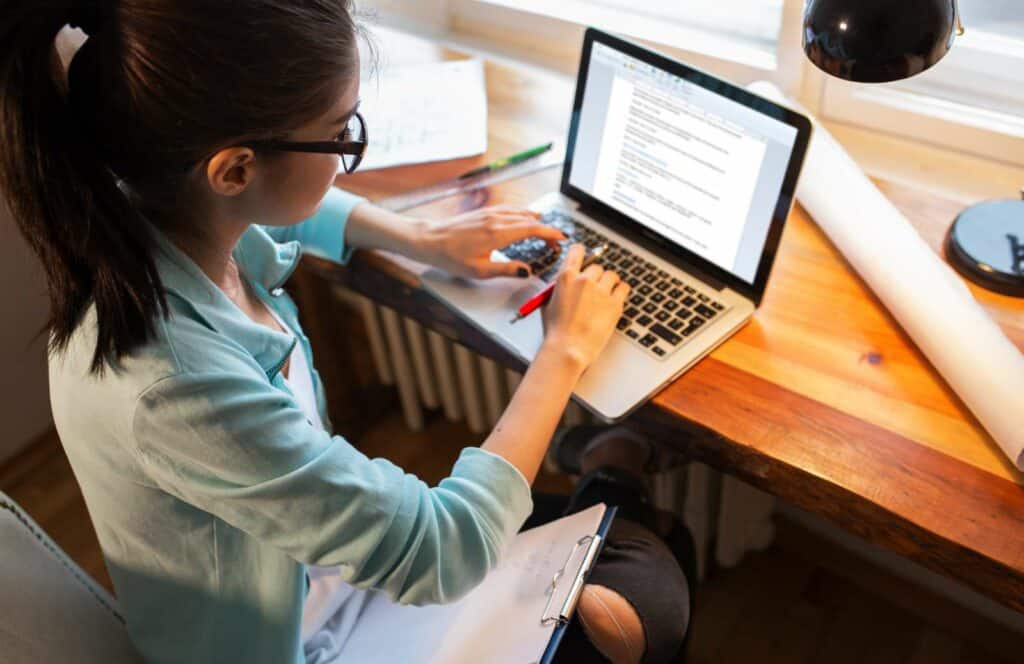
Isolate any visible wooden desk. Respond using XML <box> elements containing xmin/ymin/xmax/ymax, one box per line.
<box><xmin>314</xmin><ymin>29</ymin><xmax>1024</xmax><ymax>612</ymax></box>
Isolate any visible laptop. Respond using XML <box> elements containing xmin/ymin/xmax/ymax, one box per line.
<box><xmin>422</xmin><ymin>28</ymin><xmax>812</xmax><ymax>421</ymax></box>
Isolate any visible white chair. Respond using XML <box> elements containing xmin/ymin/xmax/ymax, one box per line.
<box><xmin>0</xmin><ymin>491</ymin><xmax>140</xmax><ymax>663</ymax></box>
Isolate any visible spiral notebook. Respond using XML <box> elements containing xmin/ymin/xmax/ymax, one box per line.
<box><xmin>334</xmin><ymin>503</ymin><xmax>616</xmax><ymax>663</ymax></box>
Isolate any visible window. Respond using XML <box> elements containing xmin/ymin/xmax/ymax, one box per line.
<box><xmin>915</xmin><ymin>0</ymin><xmax>1024</xmax><ymax>120</ymax></box>
<box><xmin>365</xmin><ymin>1</ymin><xmax>806</xmax><ymax>89</ymax></box>
<box><xmin>820</xmin><ymin>0</ymin><xmax>1024</xmax><ymax>166</ymax></box>
<box><xmin>366</xmin><ymin>0</ymin><xmax>1024</xmax><ymax>168</ymax></box>
<box><xmin>460</xmin><ymin>0</ymin><xmax>786</xmax><ymax>69</ymax></box>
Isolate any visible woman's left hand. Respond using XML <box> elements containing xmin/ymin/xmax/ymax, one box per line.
<box><xmin>414</xmin><ymin>205</ymin><xmax>567</xmax><ymax>280</ymax></box>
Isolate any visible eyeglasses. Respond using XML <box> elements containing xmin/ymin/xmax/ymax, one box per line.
<box><xmin>252</xmin><ymin>111</ymin><xmax>368</xmax><ymax>174</ymax></box>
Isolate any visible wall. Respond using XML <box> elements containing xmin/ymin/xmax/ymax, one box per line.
<box><xmin>0</xmin><ymin>202</ymin><xmax>53</xmax><ymax>464</ymax></box>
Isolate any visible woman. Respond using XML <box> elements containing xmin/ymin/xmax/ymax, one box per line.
<box><xmin>0</xmin><ymin>1</ymin><xmax>691</xmax><ymax>662</ymax></box>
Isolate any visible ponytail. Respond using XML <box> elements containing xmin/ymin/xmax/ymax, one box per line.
<box><xmin>0</xmin><ymin>3</ymin><xmax>166</xmax><ymax>374</ymax></box>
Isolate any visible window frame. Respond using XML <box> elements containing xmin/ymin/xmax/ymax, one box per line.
<box><xmin>817</xmin><ymin>28</ymin><xmax>1024</xmax><ymax>167</ymax></box>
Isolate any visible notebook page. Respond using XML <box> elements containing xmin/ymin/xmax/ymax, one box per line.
<box><xmin>350</xmin><ymin>58</ymin><xmax>488</xmax><ymax>172</ymax></box>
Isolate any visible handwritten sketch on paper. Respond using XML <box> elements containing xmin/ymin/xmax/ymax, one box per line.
<box><xmin>349</xmin><ymin>58</ymin><xmax>488</xmax><ymax>172</ymax></box>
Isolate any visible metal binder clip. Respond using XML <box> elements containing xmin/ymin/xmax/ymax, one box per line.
<box><xmin>539</xmin><ymin>533</ymin><xmax>604</xmax><ymax>626</ymax></box>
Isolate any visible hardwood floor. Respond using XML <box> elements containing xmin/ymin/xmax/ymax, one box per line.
<box><xmin>1</xmin><ymin>412</ymin><xmax>1017</xmax><ymax>663</ymax></box>
<box><xmin>687</xmin><ymin>539</ymin><xmax>1017</xmax><ymax>664</ymax></box>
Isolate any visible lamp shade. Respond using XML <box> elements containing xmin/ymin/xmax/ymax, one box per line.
<box><xmin>803</xmin><ymin>0</ymin><xmax>958</xmax><ymax>82</ymax></box>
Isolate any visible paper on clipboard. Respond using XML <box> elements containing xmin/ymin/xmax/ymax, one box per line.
<box><xmin>333</xmin><ymin>504</ymin><xmax>608</xmax><ymax>663</ymax></box>
<box><xmin>351</xmin><ymin>58</ymin><xmax>488</xmax><ymax>172</ymax></box>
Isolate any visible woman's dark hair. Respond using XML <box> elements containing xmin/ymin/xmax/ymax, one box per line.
<box><xmin>0</xmin><ymin>1</ymin><xmax>366</xmax><ymax>373</ymax></box>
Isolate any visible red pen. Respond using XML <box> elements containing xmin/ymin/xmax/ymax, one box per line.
<box><xmin>509</xmin><ymin>244</ymin><xmax>608</xmax><ymax>324</ymax></box>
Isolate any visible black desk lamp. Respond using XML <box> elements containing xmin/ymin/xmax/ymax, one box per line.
<box><xmin>803</xmin><ymin>0</ymin><xmax>1024</xmax><ymax>297</ymax></box>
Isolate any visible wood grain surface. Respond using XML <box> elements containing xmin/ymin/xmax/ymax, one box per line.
<box><xmin>325</xmin><ymin>28</ymin><xmax>1024</xmax><ymax>611</ymax></box>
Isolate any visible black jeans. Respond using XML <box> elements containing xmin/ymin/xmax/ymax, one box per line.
<box><xmin>522</xmin><ymin>467</ymin><xmax>695</xmax><ymax>664</ymax></box>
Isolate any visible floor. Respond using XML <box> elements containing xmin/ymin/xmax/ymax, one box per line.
<box><xmin>1</xmin><ymin>411</ymin><xmax>1018</xmax><ymax>663</ymax></box>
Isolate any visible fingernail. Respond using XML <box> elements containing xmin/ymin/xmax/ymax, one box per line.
<box><xmin>517</xmin><ymin>267</ymin><xmax>530</xmax><ymax>278</ymax></box>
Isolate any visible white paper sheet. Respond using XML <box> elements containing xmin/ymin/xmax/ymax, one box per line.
<box><xmin>351</xmin><ymin>58</ymin><xmax>488</xmax><ymax>172</ymax></box>
<box><xmin>749</xmin><ymin>81</ymin><xmax>1024</xmax><ymax>471</ymax></box>
<box><xmin>335</xmin><ymin>504</ymin><xmax>607</xmax><ymax>663</ymax></box>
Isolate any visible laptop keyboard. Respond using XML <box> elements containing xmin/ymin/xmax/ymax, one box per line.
<box><xmin>499</xmin><ymin>210</ymin><xmax>729</xmax><ymax>360</ymax></box>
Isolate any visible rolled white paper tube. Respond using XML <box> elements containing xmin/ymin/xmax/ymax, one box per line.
<box><xmin>749</xmin><ymin>81</ymin><xmax>1024</xmax><ymax>471</ymax></box>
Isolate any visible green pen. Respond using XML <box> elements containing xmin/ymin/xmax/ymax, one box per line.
<box><xmin>456</xmin><ymin>142</ymin><xmax>554</xmax><ymax>180</ymax></box>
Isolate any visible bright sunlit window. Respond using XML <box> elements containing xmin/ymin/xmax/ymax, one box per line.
<box><xmin>820</xmin><ymin>0</ymin><xmax>1024</xmax><ymax>165</ymax></box>
<box><xmin>896</xmin><ymin>0</ymin><xmax>1024</xmax><ymax>120</ymax></box>
<box><xmin>368</xmin><ymin>0</ymin><xmax>1024</xmax><ymax>166</ymax></box>
<box><xmin>466</xmin><ymin>0</ymin><xmax>786</xmax><ymax>69</ymax></box>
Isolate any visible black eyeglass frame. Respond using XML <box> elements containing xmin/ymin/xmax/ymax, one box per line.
<box><xmin>252</xmin><ymin>111</ymin><xmax>368</xmax><ymax>173</ymax></box>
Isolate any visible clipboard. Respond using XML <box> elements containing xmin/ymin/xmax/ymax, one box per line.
<box><xmin>537</xmin><ymin>505</ymin><xmax>618</xmax><ymax>664</ymax></box>
<box><xmin>325</xmin><ymin>503</ymin><xmax>619</xmax><ymax>663</ymax></box>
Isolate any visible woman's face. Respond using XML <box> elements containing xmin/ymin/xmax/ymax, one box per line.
<box><xmin>256</xmin><ymin>72</ymin><xmax>362</xmax><ymax>226</ymax></box>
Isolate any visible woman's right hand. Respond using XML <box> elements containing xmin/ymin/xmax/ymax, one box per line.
<box><xmin>541</xmin><ymin>244</ymin><xmax>630</xmax><ymax>371</ymax></box>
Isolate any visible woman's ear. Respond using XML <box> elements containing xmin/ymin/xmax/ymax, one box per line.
<box><xmin>205</xmin><ymin>147</ymin><xmax>257</xmax><ymax>196</ymax></box>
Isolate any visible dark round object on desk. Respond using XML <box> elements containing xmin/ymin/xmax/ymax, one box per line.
<box><xmin>944</xmin><ymin>199</ymin><xmax>1024</xmax><ymax>298</ymax></box>
<box><xmin>802</xmin><ymin>0</ymin><xmax>957</xmax><ymax>83</ymax></box>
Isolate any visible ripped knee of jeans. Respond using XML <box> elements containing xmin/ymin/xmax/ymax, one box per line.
<box><xmin>577</xmin><ymin>584</ymin><xmax>646</xmax><ymax>664</ymax></box>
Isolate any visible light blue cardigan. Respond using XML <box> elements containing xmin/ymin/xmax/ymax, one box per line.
<box><xmin>49</xmin><ymin>188</ymin><xmax>534</xmax><ymax>664</ymax></box>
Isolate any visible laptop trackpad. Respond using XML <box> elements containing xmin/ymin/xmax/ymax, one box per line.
<box><xmin>421</xmin><ymin>268</ymin><xmax>546</xmax><ymax>360</ymax></box>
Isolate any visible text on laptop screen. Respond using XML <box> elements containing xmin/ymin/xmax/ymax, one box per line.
<box><xmin>569</xmin><ymin>43</ymin><xmax>798</xmax><ymax>284</ymax></box>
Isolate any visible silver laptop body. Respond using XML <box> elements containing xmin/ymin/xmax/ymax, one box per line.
<box><xmin>422</xmin><ymin>29</ymin><xmax>811</xmax><ymax>421</ymax></box>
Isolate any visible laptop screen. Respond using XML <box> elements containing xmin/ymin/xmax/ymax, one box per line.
<box><xmin>568</xmin><ymin>42</ymin><xmax>799</xmax><ymax>285</ymax></box>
